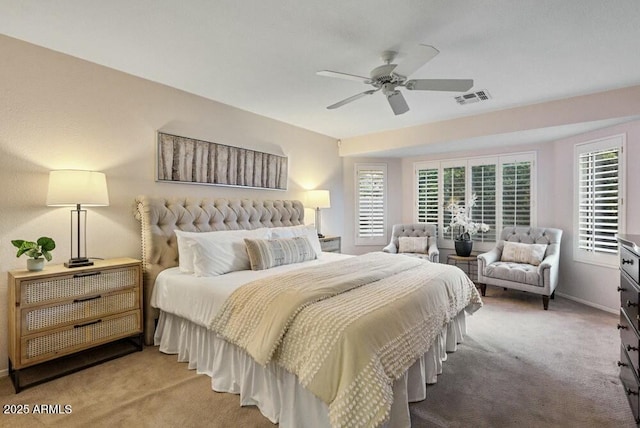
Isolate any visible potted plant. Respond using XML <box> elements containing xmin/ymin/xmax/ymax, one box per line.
<box><xmin>11</xmin><ymin>237</ymin><xmax>56</xmax><ymax>271</ymax></box>
<box><xmin>444</xmin><ymin>194</ymin><xmax>490</xmax><ymax>257</ymax></box>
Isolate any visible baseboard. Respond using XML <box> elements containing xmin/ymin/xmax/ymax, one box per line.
<box><xmin>0</xmin><ymin>368</ymin><xmax>8</xmax><ymax>378</ymax></box>
<box><xmin>555</xmin><ymin>292</ymin><xmax>617</xmax><ymax>314</ymax></box>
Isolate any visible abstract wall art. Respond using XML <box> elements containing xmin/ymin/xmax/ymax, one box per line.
<box><xmin>156</xmin><ymin>132</ymin><xmax>288</xmax><ymax>190</ymax></box>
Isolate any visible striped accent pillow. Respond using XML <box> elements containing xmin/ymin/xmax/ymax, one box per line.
<box><xmin>244</xmin><ymin>236</ymin><xmax>317</xmax><ymax>271</ymax></box>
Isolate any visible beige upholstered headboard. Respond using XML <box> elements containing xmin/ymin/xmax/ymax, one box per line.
<box><xmin>134</xmin><ymin>196</ymin><xmax>305</xmax><ymax>344</ymax></box>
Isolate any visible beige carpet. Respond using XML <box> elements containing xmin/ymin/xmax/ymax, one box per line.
<box><xmin>0</xmin><ymin>286</ymin><xmax>635</xmax><ymax>427</ymax></box>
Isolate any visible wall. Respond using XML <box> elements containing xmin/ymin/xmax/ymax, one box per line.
<box><xmin>551</xmin><ymin>120</ymin><xmax>640</xmax><ymax>311</ymax></box>
<box><xmin>0</xmin><ymin>35</ymin><xmax>342</xmax><ymax>373</ymax></box>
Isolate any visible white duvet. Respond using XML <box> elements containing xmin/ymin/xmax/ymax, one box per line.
<box><xmin>150</xmin><ymin>252</ymin><xmax>351</xmax><ymax>327</ymax></box>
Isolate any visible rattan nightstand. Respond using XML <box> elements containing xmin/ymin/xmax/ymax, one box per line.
<box><xmin>8</xmin><ymin>258</ymin><xmax>143</xmax><ymax>392</ymax></box>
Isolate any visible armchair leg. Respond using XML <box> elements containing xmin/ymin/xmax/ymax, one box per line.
<box><xmin>542</xmin><ymin>295</ymin><xmax>550</xmax><ymax>310</ymax></box>
<box><xmin>550</xmin><ymin>291</ymin><xmax>555</xmax><ymax>300</ymax></box>
<box><xmin>478</xmin><ymin>283</ymin><xmax>486</xmax><ymax>297</ymax></box>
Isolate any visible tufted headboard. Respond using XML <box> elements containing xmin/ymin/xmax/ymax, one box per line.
<box><xmin>134</xmin><ymin>196</ymin><xmax>305</xmax><ymax>344</ymax></box>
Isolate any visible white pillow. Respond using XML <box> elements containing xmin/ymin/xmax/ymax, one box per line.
<box><xmin>176</xmin><ymin>228</ymin><xmax>270</xmax><ymax>276</ymax></box>
<box><xmin>501</xmin><ymin>242</ymin><xmax>547</xmax><ymax>266</ymax></box>
<box><xmin>270</xmin><ymin>224</ymin><xmax>322</xmax><ymax>257</ymax></box>
<box><xmin>398</xmin><ymin>236</ymin><xmax>428</xmax><ymax>254</ymax></box>
<box><xmin>174</xmin><ymin>230</ymin><xmax>202</xmax><ymax>273</ymax></box>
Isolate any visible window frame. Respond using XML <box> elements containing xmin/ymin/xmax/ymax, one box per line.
<box><xmin>413</xmin><ymin>152</ymin><xmax>536</xmax><ymax>252</ymax></box>
<box><xmin>573</xmin><ymin>134</ymin><xmax>626</xmax><ymax>268</ymax></box>
<box><xmin>354</xmin><ymin>162</ymin><xmax>388</xmax><ymax>246</ymax></box>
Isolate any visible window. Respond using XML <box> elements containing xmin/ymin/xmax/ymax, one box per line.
<box><xmin>442</xmin><ymin>164</ymin><xmax>466</xmax><ymax>240</ymax></box>
<box><xmin>501</xmin><ymin>160</ymin><xmax>531</xmax><ymax>227</ymax></box>
<box><xmin>416</xmin><ymin>167</ymin><xmax>438</xmax><ymax>224</ymax></box>
<box><xmin>574</xmin><ymin>134</ymin><xmax>625</xmax><ymax>267</ymax></box>
<box><xmin>414</xmin><ymin>152</ymin><xmax>536</xmax><ymax>251</ymax></box>
<box><xmin>355</xmin><ymin>163</ymin><xmax>387</xmax><ymax>246</ymax></box>
<box><xmin>471</xmin><ymin>162</ymin><xmax>497</xmax><ymax>242</ymax></box>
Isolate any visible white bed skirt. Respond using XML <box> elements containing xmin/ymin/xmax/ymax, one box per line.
<box><xmin>154</xmin><ymin>311</ymin><xmax>467</xmax><ymax>428</ymax></box>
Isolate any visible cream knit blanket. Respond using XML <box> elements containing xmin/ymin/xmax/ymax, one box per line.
<box><xmin>210</xmin><ymin>252</ymin><xmax>482</xmax><ymax>427</ymax></box>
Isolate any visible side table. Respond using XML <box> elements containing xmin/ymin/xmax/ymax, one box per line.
<box><xmin>447</xmin><ymin>254</ymin><xmax>486</xmax><ymax>296</ymax></box>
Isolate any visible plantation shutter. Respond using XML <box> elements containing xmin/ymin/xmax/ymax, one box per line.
<box><xmin>356</xmin><ymin>164</ymin><xmax>387</xmax><ymax>245</ymax></box>
<box><xmin>443</xmin><ymin>166</ymin><xmax>465</xmax><ymax>240</ymax></box>
<box><xmin>578</xmin><ymin>147</ymin><xmax>620</xmax><ymax>254</ymax></box>
<box><xmin>502</xmin><ymin>161</ymin><xmax>531</xmax><ymax>227</ymax></box>
<box><xmin>416</xmin><ymin>167</ymin><xmax>439</xmax><ymax>225</ymax></box>
<box><xmin>471</xmin><ymin>164</ymin><xmax>497</xmax><ymax>242</ymax></box>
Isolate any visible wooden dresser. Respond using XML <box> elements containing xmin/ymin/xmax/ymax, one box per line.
<box><xmin>8</xmin><ymin>257</ymin><xmax>143</xmax><ymax>392</ymax></box>
<box><xmin>617</xmin><ymin>235</ymin><xmax>640</xmax><ymax>424</ymax></box>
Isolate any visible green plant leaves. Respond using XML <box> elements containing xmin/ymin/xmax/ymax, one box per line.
<box><xmin>11</xmin><ymin>237</ymin><xmax>56</xmax><ymax>260</ymax></box>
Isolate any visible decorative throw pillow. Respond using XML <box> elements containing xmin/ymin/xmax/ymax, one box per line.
<box><xmin>501</xmin><ymin>242</ymin><xmax>547</xmax><ymax>266</ymax></box>
<box><xmin>244</xmin><ymin>236</ymin><xmax>317</xmax><ymax>271</ymax></box>
<box><xmin>180</xmin><ymin>228</ymin><xmax>270</xmax><ymax>276</ymax></box>
<box><xmin>270</xmin><ymin>224</ymin><xmax>323</xmax><ymax>257</ymax></box>
<box><xmin>398</xmin><ymin>236</ymin><xmax>429</xmax><ymax>254</ymax></box>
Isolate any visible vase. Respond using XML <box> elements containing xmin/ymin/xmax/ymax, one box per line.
<box><xmin>27</xmin><ymin>258</ymin><xmax>45</xmax><ymax>272</ymax></box>
<box><xmin>454</xmin><ymin>239</ymin><xmax>473</xmax><ymax>257</ymax></box>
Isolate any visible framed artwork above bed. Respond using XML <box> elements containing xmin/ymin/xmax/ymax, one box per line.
<box><xmin>156</xmin><ymin>132</ymin><xmax>288</xmax><ymax>190</ymax></box>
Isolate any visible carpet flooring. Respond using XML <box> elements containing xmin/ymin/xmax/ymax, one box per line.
<box><xmin>0</xmin><ymin>285</ymin><xmax>636</xmax><ymax>427</ymax></box>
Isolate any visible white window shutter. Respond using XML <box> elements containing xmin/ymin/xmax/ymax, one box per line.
<box><xmin>355</xmin><ymin>164</ymin><xmax>387</xmax><ymax>246</ymax></box>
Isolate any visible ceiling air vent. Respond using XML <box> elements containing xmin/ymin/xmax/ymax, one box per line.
<box><xmin>455</xmin><ymin>90</ymin><xmax>491</xmax><ymax>105</ymax></box>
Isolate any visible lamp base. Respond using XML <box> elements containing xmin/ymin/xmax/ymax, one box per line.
<box><xmin>65</xmin><ymin>258</ymin><xmax>94</xmax><ymax>268</ymax></box>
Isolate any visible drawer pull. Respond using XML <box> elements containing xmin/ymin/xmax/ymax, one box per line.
<box><xmin>618</xmin><ymin>286</ymin><xmax>627</xmax><ymax>292</ymax></box>
<box><xmin>618</xmin><ymin>361</ymin><xmax>628</xmax><ymax>367</ymax></box>
<box><xmin>618</xmin><ymin>324</ymin><xmax>628</xmax><ymax>330</ymax></box>
<box><xmin>628</xmin><ymin>388</ymin><xmax>639</xmax><ymax>396</ymax></box>
<box><xmin>627</xmin><ymin>345</ymin><xmax>639</xmax><ymax>352</ymax></box>
<box><xmin>74</xmin><ymin>319</ymin><xmax>102</xmax><ymax>329</ymax></box>
<box><xmin>623</xmin><ymin>259</ymin><xmax>634</xmax><ymax>265</ymax></box>
<box><xmin>73</xmin><ymin>294</ymin><xmax>102</xmax><ymax>303</ymax></box>
<box><xmin>627</xmin><ymin>300</ymin><xmax>638</xmax><ymax>308</ymax></box>
<box><xmin>73</xmin><ymin>271</ymin><xmax>102</xmax><ymax>278</ymax></box>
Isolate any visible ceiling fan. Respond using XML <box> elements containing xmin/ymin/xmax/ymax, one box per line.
<box><xmin>317</xmin><ymin>44</ymin><xmax>474</xmax><ymax>115</ymax></box>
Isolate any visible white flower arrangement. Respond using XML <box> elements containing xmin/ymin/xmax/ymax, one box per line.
<box><xmin>443</xmin><ymin>193</ymin><xmax>490</xmax><ymax>241</ymax></box>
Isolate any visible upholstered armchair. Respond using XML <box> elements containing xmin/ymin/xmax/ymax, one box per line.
<box><xmin>477</xmin><ymin>226</ymin><xmax>562</xmax><ymax>310</ymax></box>
<box><xmin>383</xmin><ymin>223</ymin><xmax>439</xmax><ymax>263</ymax></box>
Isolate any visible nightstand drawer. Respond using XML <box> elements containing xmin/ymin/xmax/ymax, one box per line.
<box><xmin>320</xmin><ymin>236</ymin><xmax>341</xmax><ymax>253</ymax></box>
<box><xmin>620</xmin><ymin>345</ymin><xmax>640</xmax><ymax>423</ymax></box>
<box><xmin>21</xmin><ymin>266</ymin><xmax>139</xmax><ymax>306</ymax></box>
<box><xmin>22</xmin><ymin>288</ymin><xmax>140</xmax><ymax>335</ymax></box>
<box><xmin>22</xmin><ymin>310</ymin><xmax>141</xmax><ymax>366</ymax></box>
<box><xmin>621</xmin><ymin>246</ymin><xmax>640</xmax><ymax>285</ymax></box>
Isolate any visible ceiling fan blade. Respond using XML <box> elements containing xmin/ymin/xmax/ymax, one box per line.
<box><xmin>317</xmin><ymin>70</ymin><xmax>371</xmax><ymax>84</ymax></box>
<box><xmin>327</xmin><ymin>89</ymin><xmax>378</xmax><ymax>109</ymax></box>
<box><xmin>392</xmin><ymin>44</ymin><xmax>440</xmax><ymax>78</ymax></box>
<box><xmin>405</xmin><ymin>79</ymin><xmax>474</xmax><ymax>92</ymax></box>
<box><xmin>387</xmin><ymin>91</ymin><xmax>409</xmax><ymax>115</ymax></box>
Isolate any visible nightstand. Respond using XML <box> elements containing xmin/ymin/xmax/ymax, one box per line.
<box><xmin>8</xmin><ymin>257</ymin><xmax>143</xmax><ymax>392</ymax></box>
<box><xmin>319</xmin><ymin>236</ymin><xmax>341</xmax><ymax>253</ymax></box>
<box><xmin>447</xmin><ymin>254</ymin><xmax>486</xmax><ymax>296</ymax></box>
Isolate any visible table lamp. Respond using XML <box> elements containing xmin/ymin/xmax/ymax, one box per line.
<box><xmin>306</xmin><ymin>190</ymin><xmax>331</xmax><ymax>238</ymax></box>
<box><xmin>46</xmin><ymin>170</ymin><xmax>109</xmax><ymax>267</ymax></box>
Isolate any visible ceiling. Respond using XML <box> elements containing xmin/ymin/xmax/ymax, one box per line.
<box><xmin>1</xmin><ymin>1</ymin><xmax>639</xmax><ymax>152</ymax></box>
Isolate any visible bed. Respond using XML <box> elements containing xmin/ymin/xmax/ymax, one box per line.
<box><xmin>134</xmin><ymin>196</ymin><xmax>482</xmax><ymax>428</ymax></box>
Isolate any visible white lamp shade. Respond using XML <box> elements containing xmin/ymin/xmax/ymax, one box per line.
<box><xmin>306</xmin><ymin>189</ymin><xmax>331</xmax><ymax>209</ymax></box>
<box><xmin>46</xmin><ymin>170</ymin><xmax>110</xmax><ymax>206</ymax></box>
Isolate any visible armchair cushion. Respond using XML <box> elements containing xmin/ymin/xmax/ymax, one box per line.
<box><xmin>398</xmin><ymin>236</ymin><xmax>428</xmax><ymax>254</ymax></box>
<box><xmin>501</xmin><ymin>242</ymin><xmax>547</xmax><ymax>266</ymax></box>
<box><xmin>484</xmin><ymin>261</ymin><xmax>541</xmax><ymax>286</ymax></box>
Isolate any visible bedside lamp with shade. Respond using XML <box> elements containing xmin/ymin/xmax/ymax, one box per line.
<box><xmin>46</xmin><ymin>170</ymin><xmax>109</xmax><ymax>268</ymax></box>
<box><xmin>306</xmin><ymin>189</ymin><xmax>331</xmax><ymax>238</ymax></box>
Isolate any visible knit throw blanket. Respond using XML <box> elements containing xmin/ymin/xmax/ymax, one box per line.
<box><xmin>210</xmin><ymin>252</ymin><xmax>482</xmax><ymax>428</ymax></box>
